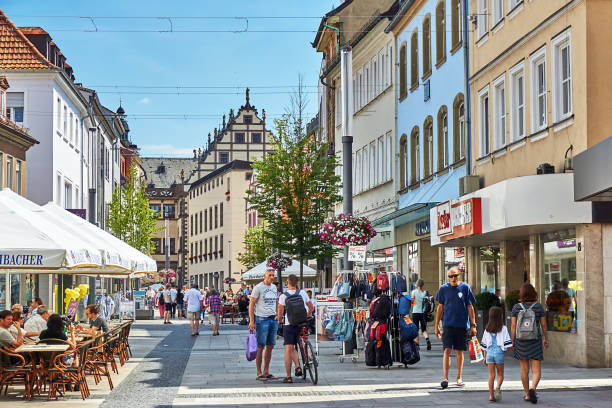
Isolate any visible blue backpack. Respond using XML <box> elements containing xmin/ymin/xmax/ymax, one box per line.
<box><xmin>399</xmin><ymin>316</ymin><xmax>419</xmax><ymax>341</ymax></box>
<box><xmin>397</xmin><ymin>294</ymin><xmax>412</xmax><ymax>316</ymax></box>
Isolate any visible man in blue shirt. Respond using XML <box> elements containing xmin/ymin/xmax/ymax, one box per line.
<box><xmin>435</xmin><ymin>267</ymin><xmax>476</xmax><ymax>390</ymax></box>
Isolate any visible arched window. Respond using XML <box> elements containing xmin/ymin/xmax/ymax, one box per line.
<box><xmin>422</xmin><ymin>14</ymin><xmax>432</xmax><ymax>78</ymax></box>
<box><xmin>399</xmin><ymin>42</ymin><xmax>407</xmax><ymax>100</ymax></box>
<box><xmin>410</xmin><ymin>31</ymin><xmax>419</xmax><ymax>89</ymax></box>
<box><xmin>410</xmin><ymin>126</ymin><xmax>420</xmax><ymax>184</ymax></box>
<box><xmin>399</xmin><ymin>134</ymin><xmax>408</xmax><ymax>189</ymax></box>
<box><xmin>451</xmin><ymin>0</ymin><xmax>462</xmax><ymax>50</ymax></box>
<box><xmin>423</xmin><ymin>116</ymin><xmax>434</xmax><ymax>177</ymax></box>
<box><xmin>437</xmin><ymin>106</ymin><xmax>449</xmax><ymax>170</ymax></box>
<box><xmin>453</xmin><ymin>93</ymin><xmax>466</xmax><ymax>162</ymax></box>
<box><xmin>436</xmin><ymin>0</ymin><xmax>446</xmax><ymax>65</ymax></box>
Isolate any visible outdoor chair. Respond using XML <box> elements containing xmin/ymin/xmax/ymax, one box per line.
<box><xmin>0</xmin><ymin>347</ymin><xmax>33</xmax><ymax>400</ymax></box>
<box><xmin>85</xmin><ymin>332</ymin><xmax>114</xmax><ymax>390</ymax></box>
<box><xmin>222</xmin><ymin>305</ymin><xmax>234</xmax><ymax>324</ymax></box>
<box><xmin>48</xmin><ymin>341</ymin><xmax>91</xmax><ymax>400</ymax></box>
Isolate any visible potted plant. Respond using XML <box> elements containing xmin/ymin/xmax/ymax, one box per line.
<box><xmin>505</xmin><ymin>289</ymin><xmax>520</xmax><ymax>327</ymax></box>
<box><xmin>474</xmin><ymin>292</ymin><xmax>501</xmax><ymax>340</ymax></box>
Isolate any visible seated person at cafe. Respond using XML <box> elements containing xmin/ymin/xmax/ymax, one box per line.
<box><xmin>9</xmin><ymin>311</ymin><xmax>38</xmax><ymax>340</ymax></box>
<box><xmin>27</xmin><ymin>297</ymin><xmax>43</xmax><ymax>320</ymax></box>
<box><xmin>23</xmin><ymin>305</ymin><xmax>50</xmax><ymax>336</ymax></box>
<box><xmin>39</xmin><ymin>314</ymin><xmax>76</xmax><ymax>348</ymax></box>
<box><xmin>0</xmin><ymin>310</ymin><xmax>24</xmax><ymax>363</ymax></box>
<box><xmin>78</xmin><ymin>305</ymin><xmax>109</xmax><ymax>334</ymax></box>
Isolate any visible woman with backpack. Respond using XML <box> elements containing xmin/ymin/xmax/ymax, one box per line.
<box><xmin>511</xmin><ymin>283</ymin><xmax>548</xmax><ymax>404</ymax></box>
<box><xmin>410</xmin><ymin>279</ymin><xmax>432</xmax><ymax>351</ymax></box>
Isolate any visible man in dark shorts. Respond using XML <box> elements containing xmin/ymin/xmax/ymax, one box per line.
<box><xmin>435</xmin><ymin>267</ymin><xmax>476</xmax><ymax>389</ymax></box>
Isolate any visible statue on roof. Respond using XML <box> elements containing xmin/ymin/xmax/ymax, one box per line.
<box><xmin>222</xmin><ymin>114</ymin><xmax>226</xmax><ymax>129</ymax></box>
<box><xmin>229</xmin><ymin>108</ymin><xmax>234</xmax><ymax>120</ymax></box>
<box><xmin>246</xmin><ymin>87</ymin><xmax>250</xmax><ymax>106</ymax></box>
<box><xmin>214</xmin><ymin>128</ymin><xmax>218</xmax><ymax>138</ymax></box>
<box><xmin>262</xmin><ymin>109</ymin><xmax>266</xmax><ymax>121</ymax></box>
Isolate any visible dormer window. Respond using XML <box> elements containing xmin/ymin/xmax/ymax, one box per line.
<box><xmin>244</xmin><ymin>115</ymin><xmax>253</xmax><ymax>124</ymax></box>
<box><xmin>157</xmin><ymin>163</ymin><xmax>166</xmax><ymax>174</ymax></box>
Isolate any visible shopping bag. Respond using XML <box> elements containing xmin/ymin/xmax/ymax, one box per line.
<box><xmin>246</xmin><ymin>331</ymin><xmax>258</xmax><ymax>361</ymax></box>
<box><xmin>468</xmin><ymin>336</ymin><xmax>484</xmax><ymax>363</ymax></box>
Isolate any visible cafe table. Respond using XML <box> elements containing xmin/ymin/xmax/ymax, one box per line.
<box><xmin>15</xmin><ymin>344</ymin><xmax>71</xmax><ymax>397</ymax></box>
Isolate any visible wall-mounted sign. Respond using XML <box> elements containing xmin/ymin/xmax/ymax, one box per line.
<box><xmin>437</xmin><ymin>198</ymin><xmax>482</xmax><ymax>241</ymax></box>
<box><xmin>348</xmin><ymin>246</ymin><xmax>366</xmax><ymax>262</ymax></box>
<box><xmin>415</xmin><ymin>220</ymin><xmax>430</xmax><ymax>236</ymax></box>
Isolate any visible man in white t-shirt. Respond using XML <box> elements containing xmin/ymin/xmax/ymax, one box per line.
<box><xmin>184</xmin><ymin>284</ymin><xmax>204</xmax><ymax>336</ymax></box>
<box><xmin>163</xmin><ymin>286</ymin><xmax>172</xmax><ymax>324</ymax></box>
<box><xmin>169</xmin><ymin>285</ymin><xmax>178</xmax><ymax>318</ymax></box>
<box><xmin>24</xmin><ymin>305</ymin><xmax>50</xmax><ymax>337</ymax></box>
<box><xmin>277</xmin><ymin>274</ymin><xmax>314</xmax><ymax>383</ymax></box>
<box><xmin>249</xmin><ymin>269</ymin><xmax>278</xmax><ymax>381</ymax></box>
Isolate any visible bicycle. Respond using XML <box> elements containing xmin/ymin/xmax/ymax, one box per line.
<box><xmin>296</xmin><ymin>324</ymin><xmax>318</xmax><ymax>384</ymax></box>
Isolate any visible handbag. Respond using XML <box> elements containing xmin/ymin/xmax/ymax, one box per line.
<box><xmin>334</xmin><ymin>313</ymin><xmax>345</xmax><ymax>336</ymax></box>
<box><xmin>468</xmin><ymin>336</ymin><xmax>484</xmax><ymax>363</ymax></box>
<box><xmin>330</xmin><ymin>275</ymin><xmax>341</xmax><ymax>298</ymax></box>
<box><xmin>344</xmin><ymin>312</ymin><xmax>355</xmax><ymax>341</ymax></box>
<box><xmin>337</xmin><ymin>274</ymin><xmax>351</xmax><ymax>299</ymax></box>
<box><xmin>325</xmin><ymin>314</ymin><xmax>338</xmax><ymax>333</ymax></box>
<box><xmin>246</xmin><ymin>331</ymin><xmax>258</xmax><ymax>361</ymax></box>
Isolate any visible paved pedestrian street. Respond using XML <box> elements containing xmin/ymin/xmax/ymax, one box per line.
<box><xmin>2</xmin><ymin>320</ymin><xmax>611</xmax><ymax>408</ymax></box>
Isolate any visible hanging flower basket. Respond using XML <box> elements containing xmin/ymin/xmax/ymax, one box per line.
<box><xmin>319</xmin><ymin>213</ymin><xmax>377</xmax><ymax>246</ymax></box>
<box><xmin>266</xmin><ymin>253</ymin><xmax>293</xmax><ymax>272</ymax></box>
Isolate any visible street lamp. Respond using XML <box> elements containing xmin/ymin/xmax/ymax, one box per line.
<box><xmin>340</xmin><ymin>46</ymin><xmax>354</xmax><ymax>271</ymax></box>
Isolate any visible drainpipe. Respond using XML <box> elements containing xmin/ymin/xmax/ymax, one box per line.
<box><xmin>463</xmin><ymin>0</ymin><xmax>472</xmax><ymax>176</ymax></box>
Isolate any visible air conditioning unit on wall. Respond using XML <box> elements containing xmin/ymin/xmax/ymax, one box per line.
<box><xmin>459</xmin><ymin>175</ymin><xmax>480</xmax><ymax>196</ymax></box>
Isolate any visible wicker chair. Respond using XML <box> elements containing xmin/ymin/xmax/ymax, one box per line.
<box><xmin>47</xmin><ymin>341</ymin><xmax>92</xmax><ymax>400</ymax></box>
<box><xmin>0</xmin><ymin>346</ymin><xmax>33</xmax><ymax>400</ymax></box>
<box><xmin>85</xmin><ymin>333</ymin><xmax>114</xmax><ymax>390</ymax></box>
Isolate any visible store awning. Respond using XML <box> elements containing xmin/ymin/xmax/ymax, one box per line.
<box><xmin>241</xmin><ymin>260</ymin><xmax>317</xmax><ymax>282</ymax></box>
<box><xmin>429</xmin><ymin>174</ymin><xmax>593</xmax><ymax>247</ymax></box>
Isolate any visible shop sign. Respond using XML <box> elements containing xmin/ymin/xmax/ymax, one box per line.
<box><xmin>348</xmin><ymin>246</ymin><xmax>366</xmax><ymax>262</ymax></box>
<box><xmin>415</xmin><ymin>220</ymin><xmax>430</xmax><ymax>236</ymax></box>
<box><xmin>437</xmin><ymin>198</ymin><xmax>482</xmax><ymax>241</ymax></box>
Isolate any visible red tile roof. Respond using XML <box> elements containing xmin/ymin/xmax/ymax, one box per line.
<box><xmin>0</xmin><ymin>9</ymin><xmax>58</xmax><ymax>70</ymax></box>
<box><xmin>17</xmin><ymin>26</ymin><xmax>49</xmax><ymax>35</ymax></box>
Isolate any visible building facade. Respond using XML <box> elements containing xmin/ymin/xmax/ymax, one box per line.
<box><xmin>385</xmin><ymin>0</ymin><xmax>469</xmax><ymax>291</ymax></box>
<box><xmin>428</xmin><ymin>0</ymin><xmax>612</xmax><ymax>367</ymax></box>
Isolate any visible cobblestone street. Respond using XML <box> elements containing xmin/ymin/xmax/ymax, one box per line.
<box><xmin>3</xmin><ymin>319</ymin><xmax>611</xmax><ymax>407</ymax></box>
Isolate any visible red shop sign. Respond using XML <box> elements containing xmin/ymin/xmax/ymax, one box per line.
<box><xmin>436</xmin><ymin>198</ymin><xmax>482</xmax><ymax>241</ymax></box>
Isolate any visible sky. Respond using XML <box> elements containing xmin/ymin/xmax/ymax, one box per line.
<box><xmin>3</xmin><ymin>0</ymin><xmax>338</xmax><ymax>156</ymax></box>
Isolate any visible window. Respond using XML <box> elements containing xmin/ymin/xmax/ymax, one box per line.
<box><xmin>15</xmin><ymin>160</ymin><xmax>22</xmax><ymax>195</ymax></box>
<box><xmin>244</xmin><ymin>115</ymin><xmax>253</xmax><ymax>124</ymax></box>
<box><xmin>478</xmin><ymin>0</ymin><xmax>488</xmax><ymax>39</ymax></box>
<box><xmin>69</xmin><ymin>112</ymin><xmax>74</xmax><ymax>144</ymax></box>
<box><xmin>150</xmin><ymin>204</ymin><xmax>161</xmax><ymax>217</ymax></box>
<box><xmin>190</xmin><ymin>214</ymin><xmax>193</xmax><ymax>236</ymax></box>
<box><xmin>64</xmin><ymin>181</ymin><xmax>72</xmax><ymax>209</ymax></box>
<box><xmin>355</xmin><ymin>150</ymin><xmax>361</xmax><ymax>193</ymax></box>
<box><xmin>372</xmin><ymin>57</ymin><xmax>378</xmax><ymax>96</ymax></box>
<box><xmin>399</xmin><ymin>42</ymin><xmax>407</xmax><ymax>99</ymax></box>
<box><xmin>509</xmin><ymin>62</ymin><xmax>526</xmax><ymax>141</ymax></box>
<box><xmin>423</xmin><ymin>117</ymin><xmax>433</xmax><ymax>177</ymax></box>
<box><xmin>364</xmin><ymin>63</ymin><xmax>370</xmax><ymax>104</ymax></box>
<box><xmin>399</xmin><ymin>135</ymin><xmax>408</xmax><ymax>189</ymax></box>
<box><xmin>220</xmin><ymin>234</ymin><xmax>224</xmax><ymax>258</ymax></box>
<box><xmin>386</xmin><ymin>131</ymin><xmax>393</xmax><ymax>182</ymax></box>
<box><xmin>410</xmin><ymin>127</ymin><xmax>420</xmax><ymax>184</ymax></box>
<box><xmin>215</xmin><ymin>236</ymin><xmax>218</xmax><ymax>258</ymax></box>
<box><xmin>493</xmin><ymin>0</ymin><xmax>503</xmax><ymax>25</ymax></box>
<box><xmin>154</xmin><ymin>238</ymin><xmax>162</xmax><ymax>255</ymax></box>
<box><xmin>0</xmin><ymin>153</ymin><xmax>3</xmax><ymax>188</ymax></box>
<box><xmin>219</xmin><ymin>152</ymin><xmax>229</xmax><ymax>163</ymax></box>
<box><xmin>493</xmin><ymin>76</ymin><xmax>506</xmax><ymax>150</ymax></box>
<box><xmin>422</xmin><ymin>15</ymin><xmax>431</xmax><ymax>77</ymax></box>
<box><xmin>7</xmin><ymin>92</ymin><xmax>24</xmax><ymax>124</ymax></box>
<box><xmin>194</xmin><ymin>213</ymin><xmax>198</xmax><ymax>235</ymax></box>
<box><xmin>370</xmin><ymin>142</ymin><xmax>376</xmax><ymax>187</ymax></box>
<box><xmin>105</xmin><ymin>148</ymin><xmax>110</xmax><ymax>179</ymax></box>
<box><xmin>363</xmin><ymin>146</ymin><xmax>369</xmax><ymax>190</ymax></box>
<box><xmin>479</xmin><ymin>86</ymin><xmax>490</xmax><ymax>157</ymax></box>
<box><xmin>435</xmin><ymin>1</ymin><xmax>446</xmax><ymax>65</ymax></box>
<box><xmin>387</xmin><ymin>42</ymin><xmax>393</xmax><ymax>87</ymax></box>
<box><xmin>209</xmin><ymin>206</ymin><xmax>213</xmax><ymax>230</ymax></box>
<box><xmin>163</xmin><ymin>204</ymin><xmax>175</xmax><ymax>219</ymax></box>
<box><xmin>252</xmin><ymin>133</ymin><xmax>261</xmax><ymax>143</ymax></box>
<box><xmin>204</xmin><ymin>240</ymin><xmax>207</xmax><ymax>259</ymax></box>
<box><xmin>378</xmin><ymin>136</ymin><xmax>384</xmax><ymax>184</ymax></box>
<box><xmin>6</xmin><ymin>156</ymin><xmax>13</xmax><ymax>190</ymax></box>
<box><xmin>0</xmin><ymin>90</ymin><xmax>5</xmax><ymax>119</ymax></box>
<box><xmin>56</xmin><ymin>174</ymin><xmax>61</xmax><ymax>205</ymax></box>
<box><xmin>63</xmin><ymin>106</ymin><xmax>67</xmax><ymax>136</ymax></box>
<box><xmin>169</xmin><ymin>238</ymin><xmax>176</xmax><ymax>255</ymax></box>
<box><xmin>190</xmin><ymin>242</ymin><xmax>193</xmax><ymax>261</ymax></box>
<box><xmin>204</xmin><ymin>209</ymin><xmax>208</xmax><ymax>232</ymax></box>
<box><xmin>451</xmin><ymin>0</ymin><xmax>462</xmax><ymax>49</ymax></box>
<box><xmin>76</xmin><ymin>119</ymin><xmax>80</xmax><ymax>149</ymax></box>
<box><xmin>220</xmin><ymin>202</ymin><xmax>223</xmax><ymax>227</ymax></box>
<box><xmin>214</xmin><ymin>205</ymin><xmax>218</xmax><ymax>229</ymax></box>
<box><xmin>410</xmin><ymin>32</ymin><xmax>419</xmax><ymax>89</ymax></box>
<box><xmin>357</xmin><ymin>69</ymin><xmax>363</xmax><ymax>110</ymax></box>
<box><xmin>509</xmin><ymin>0</ymin><xmax>522</xmax><ymax>11</ymax></box>
<box><xmin>531</xmin><ymin>47</ymin><xmax>547</xmax><ymax>132</ymax></box>
<box><xmin>335</xmin><ymin>84</ymin><xmax>342</xmax><ymax>125</ymax></box>
<box><xmin>209</xmin><ymin>237</ymin><xmax>213</xmax><ymax>256</ymax></box>
<box><xmin>235</xmin><ymin>133</ymin><xmax>245</xmax><ymax>143</ymax></box>
<box><xmin>56</xmin><ymin>99</ymin><xmax>61</xmax><ymax>134</ymax></box>
<box><xmin>552</xmin><ymin>30</ymin><xmax>572</xmax><ymax>122</ymax></box>
<box><xmin>437</xmin><ymin>106</ymin><xmax>449</xmax><ymax>170</ymax></box>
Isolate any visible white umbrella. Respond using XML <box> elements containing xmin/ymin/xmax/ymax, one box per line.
<box><xmin>241</xmin><ymin>260</ymin><xmax>317</xmax><ymax>282</ymax></box>
<box><xmin>0</xmin><ymin>188</ymin><xmax>101</xmax><ymax>270</ymax></box>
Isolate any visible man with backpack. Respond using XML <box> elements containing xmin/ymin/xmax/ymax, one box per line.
<box><xmin>277</xmin><ymin>274</ymin><xmax>314</xmax><ymax>383</ymax></box>
<box><xmin>435</xmin><ymin>267</ymin><xmax>477</xmax><ymax>389</ymax></box>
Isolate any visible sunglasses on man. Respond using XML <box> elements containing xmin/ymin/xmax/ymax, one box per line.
<box><xmin>448</xmin><ymin>273</ymin><xmax>460</xmax><ymax>279</ymax></box>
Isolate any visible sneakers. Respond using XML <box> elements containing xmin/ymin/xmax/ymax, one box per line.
<box><xmin>494</xmin><ymin>388</ymin><xmax>502</xmax><ymax>401</ymax></box>
<box><xmin>426</xmin><ymin>339</ymin><xmax>432</xmax><ymax>350</ymax></box>
<box><xmin>441</xmin><ymin>379</ymin><xmax>448</xmax><ymax>389</ymax></box>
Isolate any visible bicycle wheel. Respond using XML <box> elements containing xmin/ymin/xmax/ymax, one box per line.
<box><xmin>298</xmin><ymin>341</ymin><xmax>308</xmax><ymax>380</ymax></box>
<box><xmin>305</xmin><ymin>340</ymin><xmax>318</xmax><ymax>385</ymax></box>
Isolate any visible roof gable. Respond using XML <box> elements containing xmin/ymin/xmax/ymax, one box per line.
<box><xmin>0</xmin><ymin>10</ymin><xmax>57</xmax><ymax>70</ymax></box>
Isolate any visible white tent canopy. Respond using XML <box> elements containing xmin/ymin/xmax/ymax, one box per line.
<box><xmin>241</xmin><ymin>260</ymin><xmax>317</xmax><ymax>282</ymax></box>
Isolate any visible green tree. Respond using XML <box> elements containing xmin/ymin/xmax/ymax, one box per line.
<box><xmin>237</xmin><ymin>225</ymin><xmax>273</xmax><ymax>269</ymax></box>
<box><xmin>247</xmin><ymin>116</ymin><xmax>342</xmax><ymax>286</ymax></box>
<box><xmin>106</xmin><ymin>164</ymin><xmax>159</xmax><ymax>254</ymax></box>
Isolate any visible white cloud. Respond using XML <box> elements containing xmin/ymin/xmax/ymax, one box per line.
<box><xmin>139</xmin><ymin>97</ymin><xmax>150</xmax><ymax>104</ymax></box>
<box><xmin>141</xmin><ymin>144</ymin><xmax>193</xmax><ymax>157</ymax></box>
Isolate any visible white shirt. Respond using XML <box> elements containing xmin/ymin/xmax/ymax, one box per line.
<box><xmin>24</xmin><ymin>314</ymin><xmax>47</xmax><ymax>333</ymax></box>
<box><xmin>169</xmin><ymin>288</ymin><xmax>177</xmax><ymax>302</ymax></box>
<box><xmin>251</xmin><ymin>282</ymin><xmax>278</xmax><ymax>318</ymax></box>
<box><xmin>278</xmin><ymin>289</ymin><xmax>311</xmax><ymax>325</ymax></box>
<box><xmin>184</xmin><ymin>288</ymin><xmax>203</xmax><ymax>312</ymax></box>
<box><xmin>146</xmin><ymin>289</ymin><xmax>155</xmax><ymax>299</ymax></box>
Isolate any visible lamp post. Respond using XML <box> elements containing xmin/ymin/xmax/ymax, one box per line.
<box><xmin>340</xmin><ymin>46</ymin><xmax>354</xmax><ymax>271</ymax></box>
<box><xmin>228</xmin><ymin>240</ymin><xmax>232</xmax><ymax>289</ymax></box>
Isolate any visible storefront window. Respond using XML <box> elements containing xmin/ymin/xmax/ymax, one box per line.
<box><xmin>479</xmin><ymin>246</ymin><xmax>500</xmax><ymax>294</ymax></box>
<box><xmin>0</xmin><ymin>273</ymin><xmax>21</xmax><ymax>310</ymax></box>
<box><xmin>541</xmin><ymin>228</ymin><xmax>577</xmax><ymax>333</ymax></box>
<box><xmin>406</xmin><ymin>242</ymin><xmax>418</xmax><ymax>289</ymax></box>
<box><xmin>368</xmin><ymin>248</ymin><xmax>395</xmax><ymax>274</ymax></box>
